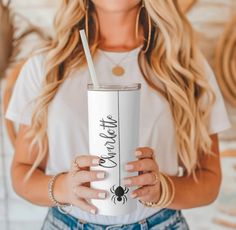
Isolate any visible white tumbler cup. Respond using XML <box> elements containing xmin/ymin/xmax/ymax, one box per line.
<box><xmin>87</xmin><ymin>83</ymin><xmax>141</xmax><ymax>216</ymax></box>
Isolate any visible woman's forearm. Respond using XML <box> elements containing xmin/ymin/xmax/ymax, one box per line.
<box><xmin>168</xmin><ymin>135</ymin><xmax>221</xmax><ymax>209</ymax></box>
<box><xmin>11</xmin><ymin>163</ymin><xmax>67</xmax><ymax>206</ymax></box>
<box><xmin>168</xmin><ymin>169</ymin><xmax>221</xmax><ymax>209</ymax></box>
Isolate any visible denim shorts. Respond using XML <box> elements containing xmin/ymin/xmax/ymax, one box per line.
<box><xmin>41</xmin><ymin>207</ymin><xmax>189</xmax><ymax>230</ymax></box>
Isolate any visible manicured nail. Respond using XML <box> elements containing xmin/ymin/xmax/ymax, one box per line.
<box><xmin>97</xmin><ymin>172</ymin><xmax>105</xmax><ymax>179</ymax></box>
<box><xmin>92</xmin><ymin>158</ymin><xmax>100</xmax><ymax>165</ymax></box>
<box><xmin>123</xmin><ymin>179</ymin><xmax>132</xmax><ymax>185</ymax></box>
<box><xmin>98</xmin><ymin>192</ymin><xmax>106</xmax><ymax>199</ymax></box>
<box><xmin>90</xmin><ymin>209</ymin><xmax>96</xmax><ymax>214</ymax></box>
<box><xmin>131</xmin><ymin>193</ymin><xmax>137</xmax><ymax>198</ymax></box>
<box><xmin>135</xmin><ymin>151</ymin><xmax>142</xmax><ymax>156</ymax></box>
<box><xmin>125</xmin><ymin>164</ymin><xmax>134</xmax><ymax>170</ymax></box>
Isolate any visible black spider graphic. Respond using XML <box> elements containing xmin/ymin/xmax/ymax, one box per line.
<box><xmin>110</xmin><ymin>185</ymin><xmax>129</xmax><ymax>204</ymax></box>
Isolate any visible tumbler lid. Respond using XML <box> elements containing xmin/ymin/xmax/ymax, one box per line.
<box><xmin>87</xmin><ymin>83</ymin><xmax>141</xmax><ymax>91</ymax></box>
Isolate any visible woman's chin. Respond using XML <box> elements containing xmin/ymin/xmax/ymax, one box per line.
<box><xmin>91</xmin><ymin>0</ymin><xmax>141</xmax><ymax>13</ymax></box>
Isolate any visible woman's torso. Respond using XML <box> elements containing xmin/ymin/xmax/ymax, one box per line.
<box><xmin>44</xmin><ymin>46</ymin><xmax>179</xmax><ymax>224</ymax></box>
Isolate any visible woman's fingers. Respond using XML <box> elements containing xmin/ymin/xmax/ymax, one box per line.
<box><xmin>73</xmin><ymin>198</ymin><xmax>98</xmax><ymax>214</ymax></box>
<box><xmin>74</xmin><ymin>186</ymin><xmax>107</xmax><ymax>200</ymax></box>
<box><xmin>131</xmin><ymin>184</ymin><xmax>160</xmax><ymax>202</ymax></box>
<box><xmin>125</xmin><ymin>158</ymin><xmax>158</xmax><ymax>172</ymax></box>
<box><xmin>73</xmin><ymin>170</ymin><xmax>106</xmax><ymax>184</ymax></box>
<box><xmin>123</xmin><ymin>171</ymin><xmax>159</xmax><ymax>187</ymax></box>
<box><xmin>135</xmin><ymin>147</ymin><xmax>155</xmax><ymax>159</ymax></box>
<box><xmin>72</xmin><ymin>155</ymin><xmax>101</xmax><ymax>169</ymax></box>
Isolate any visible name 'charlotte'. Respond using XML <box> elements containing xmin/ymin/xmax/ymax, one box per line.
<box><xmin>99</xmin><ymin>115</ymin><xmax>118</xmax><ymax>168</ymax></box>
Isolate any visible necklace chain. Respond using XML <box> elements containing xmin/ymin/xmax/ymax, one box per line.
<box><xmin>100</xmin><ymin>50</ymin><xmax>132</xmax><ymax>66</ymax></box>
<box><xmin>99</xmin><ymin>50</ymin><xmax>133</xmax><ymax>77</ymax></box>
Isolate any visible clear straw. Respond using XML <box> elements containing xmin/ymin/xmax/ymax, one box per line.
<box><xmin>79</xmin><ymin>30</ymin><xmax>99</xmax><ymax>87</ymax></box>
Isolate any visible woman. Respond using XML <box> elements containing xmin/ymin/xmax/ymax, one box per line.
<box><xmin>5</xmin><ymin>0</ymin><xmax>231</xmax><ymax>229</ymax></box>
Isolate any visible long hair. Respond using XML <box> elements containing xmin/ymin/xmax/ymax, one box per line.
<box><xmin>24</xmin><ymin>0</ymin><xmax>215</xmax><ymax>179</ymax></box>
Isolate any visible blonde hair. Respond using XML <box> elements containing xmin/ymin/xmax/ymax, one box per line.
<box><xmin>25</xmin><ymin>0</ymin><xmax>215</xmax><ymax>179</ymax></box>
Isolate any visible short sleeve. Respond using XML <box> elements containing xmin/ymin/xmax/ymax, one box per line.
<box><xmin>5</xmin><ymin>54</ymin><xmax>44</xmax><ymax>125</ymax></box>
<box><xmin>201</xmin><ymin>56</ymin><xmax>232</xmax><ymax>135</ymax></box>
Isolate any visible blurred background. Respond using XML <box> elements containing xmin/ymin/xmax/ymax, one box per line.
<box><xmin>0</xmin><ymin>0</ymin><xmax>235</xmax><ymax>229</ymax></box>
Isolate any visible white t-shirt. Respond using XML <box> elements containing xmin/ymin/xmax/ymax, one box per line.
<box><xmin>5</xmin><ymin>46</ymin><xmax>231</xmax><ymax>225</ymax></box>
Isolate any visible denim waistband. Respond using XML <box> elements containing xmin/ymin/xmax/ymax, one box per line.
<box><xmin>49</xmin><ymin>207</ymin><xmax>183</xmax><ymax>230</ymax></box>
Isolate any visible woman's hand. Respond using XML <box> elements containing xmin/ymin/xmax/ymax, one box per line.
<box><xmin>123</xmin><ymin>147</ymin><xmax>161</xmax><ymax>203</ymax></box>
<box><xmin>54</xmin><ymin>155</ymin><xmax>107</xmax><ymax>214</ymax></box>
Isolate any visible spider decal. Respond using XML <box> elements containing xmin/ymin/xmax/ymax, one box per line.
<box><xmin>110</xmin><ymin>185</ymin><xmax>129</xmax><ymax>204</ymax></box>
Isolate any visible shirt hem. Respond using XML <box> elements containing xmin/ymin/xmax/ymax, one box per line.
<box><xmin>68</xmin><ymin>206</ymin><xmax>162</xmax><ymax>225</ymax></box>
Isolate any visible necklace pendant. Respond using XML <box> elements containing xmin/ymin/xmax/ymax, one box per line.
<box><xmin>112</xmin><ymin>66</ymin><xmax>125</xmax><ymax>76</ymax></box>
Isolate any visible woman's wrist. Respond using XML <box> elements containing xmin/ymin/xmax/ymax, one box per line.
<box><xmin>51</xmin><ymin>172</ymin><xmax>69</xmax><ymax>205</ymax></box>
<box><xmin>139</xmin><ymin>172</ymin><xmax>175</xmax><ymax>208</ymax></box>
<box><xmin>48</xmin><ymin>172</ymin><xmax>73</xmax><ymax>215</ymax></box>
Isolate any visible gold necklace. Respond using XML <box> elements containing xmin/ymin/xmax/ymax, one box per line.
<box><xmin>99</xmin><ymin>50</ymin><xmax>132</xmax><ymax>77</ymax></box>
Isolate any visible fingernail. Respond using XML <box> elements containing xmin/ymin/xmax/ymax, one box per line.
<box><xmin>131</xmin><ymin>193</ymin><xmax>137</xmax><ymax>198</ymax></box>
<box><xmin>97</xmin><ymin>172</ymin><xmax>105</xmax><ymax>179</ymax></box>
<box><xmin>98</xmin><ymin>192</ymin><xmax>106</xmax><ymax>199</ymax></box>
<box><xmin>92</xmin><ymin>158</ymin><xmax>100</xmax><ymax>165</ymax></box>
<box><xmin>125</xmin><ymin>164</ymin><xmax>134</xmax><ymax>170</ymax></box>
<box><xmin>123</xmin><ymin>179</ymin><xmax>131</xmax><ymax>185</ymax></box>
<box><xmin>90</xmin><ymin>209</ymin><xmax>96</xmax><ymax>214</ymax></box>
<box><xmin>135</xmin><ymin>151</ymin><xmax>142</xmax><ymax>156</ymax></box>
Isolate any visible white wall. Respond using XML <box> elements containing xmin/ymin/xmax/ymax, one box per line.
<box><xmin>0</xmin><ymin>1</ymin><xmax>57</xmax><ymax>229</ymax></box>
<box><xmin>187</xmin><ymin>0</ymin><xmax>236</xmax><ymax>140</ymax></box>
